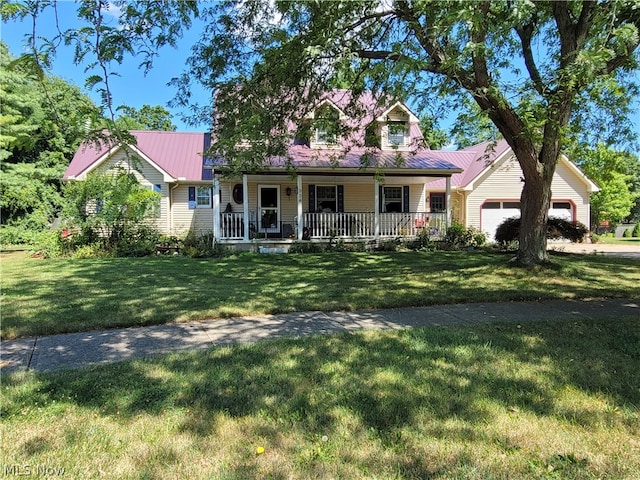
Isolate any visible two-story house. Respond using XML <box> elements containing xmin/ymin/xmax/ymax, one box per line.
<box><xmin>64</xmin><ymin>90</ymin><xmax>598</xmax><ymax>245</ymax></box>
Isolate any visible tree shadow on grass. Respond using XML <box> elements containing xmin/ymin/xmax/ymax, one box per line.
<box><xmin>3</xmin><ymin>316</ymin><xmax>638</xmax><ymax>478</ymax></box>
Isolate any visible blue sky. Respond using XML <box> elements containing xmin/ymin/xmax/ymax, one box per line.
<box><xmin>1</xmin><ymin>2</ymin><xmax>210</xmax><ymax>131</ymax></box>
<box><xmin>2</xmin><ymin>2</ymin><xmax>638</xmax><ymax>147</ymax></box>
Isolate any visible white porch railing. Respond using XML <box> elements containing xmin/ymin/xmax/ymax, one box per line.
<box><xmin>220</xmin><ymin>211</ymin><xmax>447</xmax><ymax>240</ymax></box>
<box><xmin>302</xmin><ymin>212</ymin><xmax>447</xmax><ymax>239</ymax></box>
<box><xmin>220</xmin><ymin>212</ymin><xmax>246</xmax><ymax>240</ymax></box>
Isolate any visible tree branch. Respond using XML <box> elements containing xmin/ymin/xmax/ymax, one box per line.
<box><xmin>516</xmin><ymin>21</ymin><xmax>546</xmax><ymax>96</ymax></box>
<box><xmin>354</xmin><ymin>49</ymin><xmax>402</xmax><ymax>61</ymax></box>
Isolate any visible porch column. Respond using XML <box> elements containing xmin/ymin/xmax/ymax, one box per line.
<box><xmin>242</xmin><ymin>174</ymin><xmax>249</xmax><ymax>241</ymax></box>
<box><xmin>296</xmin><ymin>175</ymin><xmax>303</xmax><ymax>240</ymax></box>
<box><xmin>446</xmin><ymin>176</ymin><xmax>452</xmax><ymax>228</ymax></box>
<box><xmin>213</xmin><ymin>174</ymin><xmax>221</xmax><ymax>241</ymax></box>
<box><xmin>374</xmin><ymin>178</ymin><xmax>380</xmax><ymax>238</ymax></box>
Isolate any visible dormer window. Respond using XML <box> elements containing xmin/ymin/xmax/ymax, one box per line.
<box><xmin>388</xmin><ymin>121</ymin><xmax>407</xmax><ymax>146</ymax></box>
<box><xmin>377</xmin><ymin>102</ymin><xmax>419</xmax><ymax>151</ymax></box>
<box><xmin>314</xmin><ymin>106</ymin><xmax>340</xmax><ymax>145</ymax></box>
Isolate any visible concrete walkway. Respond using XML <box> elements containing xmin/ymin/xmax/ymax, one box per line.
<box><xmin>2</xmin><ymin>298</ymin><xmax>639</xmax><ymax>374</ymax></box>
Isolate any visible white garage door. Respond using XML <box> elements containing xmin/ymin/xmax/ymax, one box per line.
<box><xmin>481</xmin><ymin>201</ymin><xmax>574</xmax><ymax>241</ymax></box>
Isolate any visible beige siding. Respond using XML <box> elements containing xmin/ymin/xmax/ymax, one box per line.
<box><xmin>93</xmin><ymin>149</ymin><xmax>169</xmax><ymax>232</ymax></box>
<box><xmin>169</xmin><ymin>178</ymin><xmax>431</xmax><ymax>237</ymax></box>
<box><xmin>171</xmin><ymin>185</ymin><xmax>213</xmax><ymax>236</ymax></box>
<box><xmin>459</xmin><ymin>155</ymin><xmax>591</xmax><ymax>232</ymax></box>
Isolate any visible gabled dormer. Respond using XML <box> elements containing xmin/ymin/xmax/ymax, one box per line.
<box><xmin>304</xmin><ymin>99</ymin><xmax>347</xmax><ymax>149</ymax></box>
<box><xmin>376</xmin><ymin>102</ymin><xmax>420</xmax><ymax>151</ymax></box>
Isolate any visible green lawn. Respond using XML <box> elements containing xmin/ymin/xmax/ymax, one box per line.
<box><xmin>1</xmin><ymin>250</ymin><xmax>639</xmax><ymax>339</ymax></box>
<box><xmin>2</xmin><ymin>317</ymin><xmax>638</xmax><ymax>479</ymax></box>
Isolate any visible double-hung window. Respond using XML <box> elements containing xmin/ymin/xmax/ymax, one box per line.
<box><xmin>383</xmin><ymin>186</ymin><xmax>403</xmax><ymax>212</ymax></box>
<box><xmin>315</xmin><ymin>185</ymin><xmax>337</xmax><ymax>212</ymax></box>
<box><xmin>196</xmin><ymin>186</ymin><xmax>212</xmax><ymax>208</ymax></box>
<box><xmin>430</xmin><ymin>193</ymin><xmax>445</xmax><ymax>213</ymax></box>
<box><xmin>387</xmin><ymin>121</ymin><xmax>407</xmax><ymax>146</ymax></box>
<box><xmin>314</xmin><ymin>106</ymin><xmax>340</xmax><ymax>145</ymax></box>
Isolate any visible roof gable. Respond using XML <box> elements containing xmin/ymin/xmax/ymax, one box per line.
<box><xmin>64</xmin><ymin>131</ymin><xmax>207</xmax><ymax>182</ymax></box>
<box><xmin>425</xmin><ymin>139</ymin><xmax>599</xmax><ymax>193</ymax></box>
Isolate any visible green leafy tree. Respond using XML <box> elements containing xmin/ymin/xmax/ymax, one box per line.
<box><xmin>450</xmin><ymin>99</ymin><xmax>501</xmax><ymax>149</ymax></box>
<box><xmin>115</xmin><ymin>104</ymin><xmax>177</xmax><ymax>131</ymax></box>
<box><xmin>7</xmin><ymin>1</ymin><xmax>640</xmax><ymax>265</ymax></box>
<box><xmin>0</xmin><ymin>42</ymin><xmax>101</xmax><ymax>242</ymax></box>
<box><xmin>419</xmin><ymin>115</ymin><xmax>449</xmax><ymax>150</ymax></box>
<box><xmin>62</xmin><ymin>170</ymin><xmax>161</xmax><ymax>255</ymax></box>
<box><xmin>571</xmin><ymin>143</ymin><xmax>639</xmax><ymax>227</ymax></box>
<box><xmin>177</xmin><ymin>0</ymin><xmax>640</xmax><ymax>265</ymax></box>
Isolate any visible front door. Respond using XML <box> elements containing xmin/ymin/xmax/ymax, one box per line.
<box><xmin>258</xmin><ymin>185</ymin><xmax>280</xmax><ymax>233</ymax></box>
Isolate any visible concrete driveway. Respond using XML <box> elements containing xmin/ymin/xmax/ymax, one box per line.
<box><xmin>548</xmin><ymin>241</ymin><xmax>640</xmax><ymax>259</ymax></box>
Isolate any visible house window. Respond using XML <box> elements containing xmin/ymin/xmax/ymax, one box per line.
<box><xmin>388</xmin><ymin>121</ymin><xmax>407</xmax><ymax>146</ymax></box>
<box><xmin>196</xmin><ymin>186</ymin><xmax>211</xmax><ymax>208</ymax></box>
<box><xmin>430</xmin><ymin>193</ymin><xmax>446</xmax><ymax>213</ymax></box>
<box><xmin>314</xmin><ymin>106</ymin><xmax>340</xmax><ymax>145</ymax></box>
<box><xmin>383</xmin><ymin>186</ymin><xmax>403</xmax><ymax>212</ymax></box>
<box><xmin>316</xmin><ymin>185</ymin><xmax>337</xmax><ymax>212</ymax></box>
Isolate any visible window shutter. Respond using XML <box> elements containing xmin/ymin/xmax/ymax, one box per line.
<box><xmin>337</xmin><ymin>185</ymin><xmax>344</xmax><ymax>213</ymax></box>
<box><xmin>188</xmin><ymin>186</ymin><xmax>196</xmax><ymax>209</ymax></box>
<box><xmin>210</xmin><ymin>187</ymin><xmax>214</xmax><ymax>208</ymax></box>
<box><xmin>309</xmin><ymin>184</ymin><xmax>316</xmax><ymax>212</ymax></box>
<box><xmin>403</xmin><ymin>186</ymin><xmax>410</xmax><ymax>213</ymax></box>
<box><xmin>379</xmin><ymin>185</ymin><xmax>383</xmax><ymax>213</ymax></box>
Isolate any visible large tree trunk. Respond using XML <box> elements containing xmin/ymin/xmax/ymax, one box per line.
<box><xmin>505</xmin><ymin>136</ymin><xmax>558</xmax><ymax>266</ymax></box>
<box><xmin>518</xmin><ymin>172</ymin><xmax>551</xmax><ymax>265</ymax></box>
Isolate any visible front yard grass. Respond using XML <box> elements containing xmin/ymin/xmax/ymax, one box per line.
<box><xmin>1</xmin><ymin>250</ymin><xmax>639</xmax><ymax>339</ymax></box>
<box><xmin>2</xmin><ymin>316</ymin><xmax>638</xmax><ymax>479</ymax></box>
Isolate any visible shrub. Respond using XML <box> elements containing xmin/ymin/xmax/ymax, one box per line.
<box><xmin>623</xmin><ymin>228</ymin><xmax>632</xmax><ymax>238</ymax></box>
<box><xmin>495</xmin><ymin>217</ymin><xmax>588</xmax><ymax>244</ymax></box>
<box><xmin>631</xmin><ymin>223</ymin><xmax>640</xmax><ymax>237</ymax></box>
<box><xmin>28</xmin><ymin>230</ymin><xmax>64</xmax><ymax>258</ymax></box>
<box><xmin>443</xmin><ymin>222</ymin><xmax>487</xmax><ymax>250</ymax></box>
<box><xmin>406</xmin><ymin>228</ymin><xmax>436</xmax><ymax>251</ymax></box>
<box><xmin>181</xmin><ymin>231</ymin><xmax>230</xmax><ymax>257</ymax></box>
<box><xmin>289</xmin><ymin>241</ymin><xmax>325</xmax><ymax>254</ymax></box>
<box><xmin>377</xmin><ymin>238</ymin><xmax>401</xmax><ymax>252</ymax></box>
<box><xmin>60</xmin><ymin>170</ymin><xmax>162</xmax><ymax>258</ymax></box>
<box><xmin>494</xmin><ymin>217</ymin><xmax>520</xmax><ymax>245</ymax></box>
<box><xmin>113</xmin><ymin>225</ymin><xmax>161</xmax><ymax>257</ymax></box>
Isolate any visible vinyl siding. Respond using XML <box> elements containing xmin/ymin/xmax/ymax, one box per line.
<box><xmin>461</xmin><ymin>155</ymin><xmax>591</xmax><ymax>231</ymax></box>
<box><xmin>94</xmin><ymin>149</ymin><xmax>169</xmax><ymax>232</ymax></box>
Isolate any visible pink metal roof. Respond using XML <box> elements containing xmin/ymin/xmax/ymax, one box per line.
<box><xmin>64</xmin><ymin>131</ymin><xmax>207</xmax><ymax>180</ymax></box>
<box><xmin>426</xmin><ymin>139</ymin><xmax>511</xmax><ymax>189</ymax></box>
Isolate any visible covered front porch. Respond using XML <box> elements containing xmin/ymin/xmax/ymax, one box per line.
<box><xmin>209</xmin><ymin>173</ymin><xmax>453</xmax><ymax>243</ymax></box>
<box><xmin>219</xmin><ymin>211</ymin><xmax>448</xmax><ymax>241</ymax></box>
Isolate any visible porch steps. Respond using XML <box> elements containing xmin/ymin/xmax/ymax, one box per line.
<box><xmin>258</xmin><ymin>246</ymin><xmax>288</xmax><ymax>254</ymax></box>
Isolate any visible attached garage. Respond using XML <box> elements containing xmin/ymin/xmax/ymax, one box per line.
<box><xmin>480</xmin><ymin>200</ymin><xmax>576</xmax><ymax>241</ymax></box>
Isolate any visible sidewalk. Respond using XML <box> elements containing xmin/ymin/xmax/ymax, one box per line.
<box><xmin>2</xmin><ymin>298</ymin><xmax>638</xmax><ymax>373</ymax></box>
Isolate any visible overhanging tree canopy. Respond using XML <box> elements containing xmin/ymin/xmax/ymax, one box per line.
<box><xmin>6</xmin><ymin>0</ymin><xmax>640</xmax><ymax>265</ymax></box>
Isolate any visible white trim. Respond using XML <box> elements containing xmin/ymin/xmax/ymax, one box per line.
<box><xmin>297</xmin><ymin>175</ymin><xmax>303</xmax><ymax>240</ymax></box>
<box><xmin>76</xmin><ymin>144</ymin><xmax>176</xmax><ymax>182</ymax></box>
<box><xmin>243</xmin><ymin>174</ymin><xmax>250</xmax><ymax>242</ymax></box>
<box><xmin>196</xmin><ymin>185</ymin><xmax>212</xmax><ymax>208</ymax></box>
<box><xmin>258</xmin><ymin>184</ymin><xmax>281</xmax><ymax>233</ymax></box>
<box><xmin>304</xmin><ymin>98</ymin><xmax>348</xmax><ymax>120</ymax></box>
<box><xmin>558</xmin><ymin>154</ymin><xmax>600</xmax><ymax>192</ymax></box>
<box><xmin>376</xmin><ymin>101</ymin><xmax>419</xmax><ymax>123</ymax></box>
<box><xmin>374</xmin><ymin>179</ymin><xmax>380</xmax><ymax>237</ymax></box>
<box><xmin>461</xmin><ymin>148</ymin><xmax>513</xmax><ymax>191</ymax></box>
<box><xmin>213</xmin><ymin>176</ymin><xmax>221</xmax><ymax>240</ymax></box>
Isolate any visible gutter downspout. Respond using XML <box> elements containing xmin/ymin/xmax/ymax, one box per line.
<box><xmin>170</xmin><ymin>182</ymin><xmax>180</xmax><ymax>235</ymax></box>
